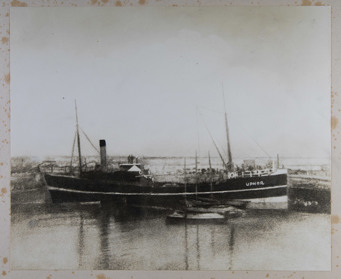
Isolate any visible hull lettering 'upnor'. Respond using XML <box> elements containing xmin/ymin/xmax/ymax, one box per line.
<box><xmin>246</xmin><ymin>181</ymin><xmax>265</xmax><ymax>187</ymax></box>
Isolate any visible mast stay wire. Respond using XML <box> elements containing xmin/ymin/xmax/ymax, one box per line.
<box><xmin>197</xmin><ymin>106</ymin><xmax>227</xmax><ymax>157</ymax></box>
<box><xmin>197</xmin><ymin>106</ymin><xmax>272</xmax><ymax>160</ymax></box>
<box><xmin>198</xmin><ymin>110</ymin><xmax>227</xmax><ymax>169</ymax></box>
<box><xmin>197</xmin><ymin>107</ymin><xmax>228</xmax><ymax>159</ymax></box>
<box><xmin>80</xmin><ymin>127</ymin><xmax>100</xmax><ymax>154</ymax></box>
<box><xmin>70</xmin><ymin>130</ymin><xmax>77</xmax><ymax>168</ymax></box>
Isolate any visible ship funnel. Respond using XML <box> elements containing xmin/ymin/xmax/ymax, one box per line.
<box><xmin>100</xmin><ymin>139</ymin><xmax>107</xmax><ymax>170</ymax></box>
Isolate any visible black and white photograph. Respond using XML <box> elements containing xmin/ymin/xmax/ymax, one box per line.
<box><xmin>10</xmin><ymin>6</ymin><xmax>331</xmax><ymax>271</ymax></box>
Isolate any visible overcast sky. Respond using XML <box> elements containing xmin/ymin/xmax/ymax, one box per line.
<box><xmin>11</xmin><ymin>7</ymin><xmax>330</xmax><ymax>159</ymax></box>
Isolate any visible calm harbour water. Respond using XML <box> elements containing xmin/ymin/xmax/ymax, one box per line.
<box><xmin>11</xmin><ymin>202</ymin><xmax>330</xmax><ymax>270</ymax></box>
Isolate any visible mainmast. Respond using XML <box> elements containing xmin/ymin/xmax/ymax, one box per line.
<box><xmin>208</xmin><ymin>151</ymin><xmax>213</xmax><ymax>197</ymax></box>
<box><xmin>184</xmin><ymin>157</ymin><xmax>187</xmax><ymax>202</ymax></box>
<box><xmin>75</xmin><ymin>100</ymin><xmax>82</xmax><ymax>174</ymax></box>
<box><xmin>222</xmin><ymin>83</ymin><xmax>233</xmax><ymax>172</ymax></box>
<box><xmin>195</xmin><ymin>150</ymin><xmax>198</xmax><ymax>200</ymax></box>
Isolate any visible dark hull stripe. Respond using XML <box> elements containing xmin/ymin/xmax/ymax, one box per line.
<box><xmin>44</xmin><ymin>173</ymin><xmax>287</xmax><ymax>193</ymax></box>
<box><xmin>47</xmin><ymin>185</ymin><xmax>287</xmax><ymax>196</ymax></box>
<box><xmin>44</xmin><ymin>172</ymin><xmax>287</xmax><ymax>204</ymax></box>
<box><xmin>48</xmin><ymin>186</ymin><xmax>287</xmax><ymax>205</ymax></box>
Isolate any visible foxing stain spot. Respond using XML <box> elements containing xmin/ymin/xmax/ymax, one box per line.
<box><xmin>301</xmin><ymin>0</ymin><xmax>312</xmax><ymax>5</ymax></box>
<box><xmin>4</xmin><ymin>73</ymin><xmax>9</xmax><ymax>85</ymax></box>
<box><xmin>2</xmin><ymin>258</ymin><xmax>7</xmax><ymax>264</ymax></box>
<box><xmin>96</xmin><ymin>274</ymin><xmax>109</xmax><ymax>279</ymax></box>
<box><xmin>1</xmin><ymin>188</ymin><xmax>7</xmax><ymax>196</ymax></box>
<box><xmin>138</xmin><ymin>0</ymin><xmax>146</xmax><ymax>5</ymax></box>
<box><xmin>331</xmin><ymin>116</ymin><xmax>339</xmax><ymax>130</ymax></box>
<box><xmin>1</xmin><ymin>37</ymin><xmax>8</xmax><ymax>44</ymax></box>
<box><xmin>101</xmin><ymin>0</ymin><xmax>109</xmax><ymax>3</ymax></box>
<box><xmin>91</xmin><ymin>0</ymin><xmax>98</xmax><ymax>5</ymax></box>
<box><xmin>115</xmin><ymin>0</ymin><xmax>122</xmax><ymax>6</ymax></box>
<box><xmin>266</xmin><ymin>274</ymin><xmax>269</xmax><ymax>278</ymax></box>
<box><xmin>332</xmin><ymin>215</ymin><xmax>340</xmax><ymax>224</ymax></box>
<box><xmin>315</xmin><ymin>1</ymin><xmax>324</xmax><ymax>5</ymax></box>
<box><xmin>2</xmin><ymin>270</ymin><xmax>6</xmax><ymax>276</ymax></box>
<box><xmin>11</xmin><ymin>0</ymin><xmax>28</xmax><ymax>6</ymax></box>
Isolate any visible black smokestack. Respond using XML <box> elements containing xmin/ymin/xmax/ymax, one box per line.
<box><xmin>100</xmin><ymin>139</ymin><xmax>106</xmax><ymax>170</ymax></box>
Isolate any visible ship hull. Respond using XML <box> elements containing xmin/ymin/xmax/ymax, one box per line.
<box><xmin>44</xmin><ymin>171</ymin><xmax>287</xmax><ymax>208</ymax></box>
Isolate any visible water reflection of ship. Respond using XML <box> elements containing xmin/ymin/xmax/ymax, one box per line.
<box><xmin>97</xmin><ymin>209</ymin><xmax>111</xmax><ymax>270</ymax></box>
<box><xmin>76</xmin><ymin>206</ymin><xmax>111</xmax><ymax>269</ymax></box>
<box><xmin>182</xmin><ymin>223</ymin><xmax>236</xmax><ymax>270</ymax></box>
<box><xmin>75</xmin><ymin>204</ymin><xmax>238</xmax><ymax>270</ymax></box>
<box><xmin>78</xmin><ymin>214</ymin><xmax>84</xmax><ymax>269</ymax></box>
<box><xmin>228</xmin><ymin>225</ymin><xmax>235</xmax><ymax>270</ymax></box>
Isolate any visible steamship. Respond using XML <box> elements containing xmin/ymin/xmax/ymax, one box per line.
<box><xmin>42</xmin><ymin>102</ymin><xmax>288</xmax><ymax>208</ymax></box>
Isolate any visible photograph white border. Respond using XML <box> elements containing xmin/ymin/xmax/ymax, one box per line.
<box><xmin>0</xmin><ymin>0</ymin><xmax>339</xmax><ymax>278</ymax></box>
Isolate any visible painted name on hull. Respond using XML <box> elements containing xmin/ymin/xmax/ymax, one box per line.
<box><xmin>246</xmin><ymin>181</ymin><xmax>265</xmax><ymax>187</ymax></box>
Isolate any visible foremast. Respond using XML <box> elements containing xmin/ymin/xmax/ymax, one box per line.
<box><xmin>75</xmin><ymin>100</ymin><xmax>82</xmax><ymax>174</ymax></box>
